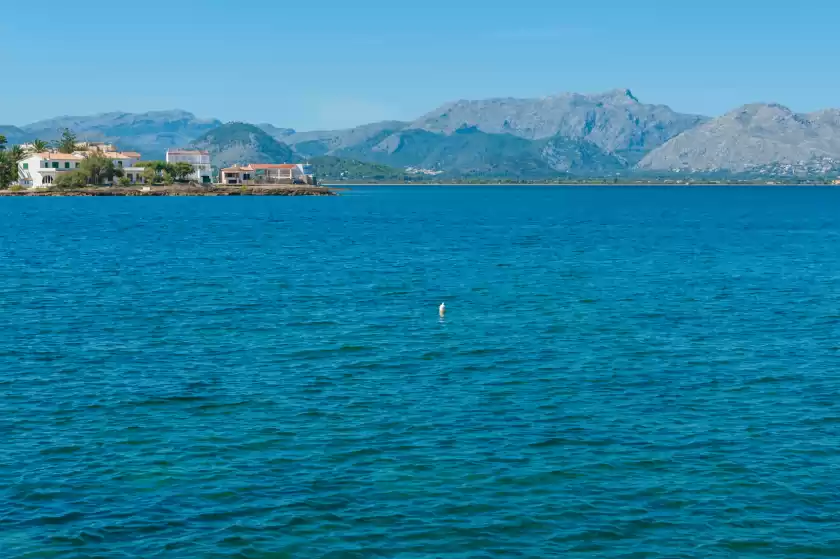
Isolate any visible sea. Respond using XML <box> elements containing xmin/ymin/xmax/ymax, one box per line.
<box><xmin>2</xmin><ymin>186</ymin><xmax>840</xmax><ymax>558</ymax></box>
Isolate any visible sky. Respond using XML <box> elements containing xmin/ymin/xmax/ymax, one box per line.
<box><xmin>3</xmin><ymin>0</ymin><xmax>839</xmax><ymax>130</ymax></box>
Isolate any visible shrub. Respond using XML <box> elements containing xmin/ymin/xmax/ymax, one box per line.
<box><xmin>118</xmin><ymin>176</ymin><xmax>131</xmax><ymax>187</ymax></box>
<box><xmin>55</xmin><ymin>170</ymin><xmax>88</xmax><ymax>189</ymax></box>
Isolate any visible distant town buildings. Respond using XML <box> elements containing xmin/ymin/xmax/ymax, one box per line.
<box><xmin>13</xmin><ymin>138</ymin><xmax>314</xmax><ymax>188</ymax></box>
<box><xmin>220</xmin><ymin>163</ymin><xmax>314</xmax><ymax>185</ymax></box>
<box><xmin>406</xmin><ymin>166</ymin><xmax>444</xmax><ymax>176</ymax></box>
<box><xmin>166</xmin><ymin>149</ymin><xmax>212</xmax><ymax>184</ymax></box>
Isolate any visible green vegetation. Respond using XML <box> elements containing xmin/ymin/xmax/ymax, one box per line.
<box><xmin>56</xmin><ymin>129</ymin><xmax>78</xmax><ymax>154</ymax></box>
<box><xmin>190</xmin><ymin>122</ymin><xmax>295</xmax><ymax>168</ymax></box>
<box><xmin>335</xmin><ymin>127</ymin><xmax>624</xmax><ymax>178</ymax></box>
<box><xmin>29</xmin><ymin>139</ymin><xmax>49</xmax><ymax>153</ymax></box>
<box><xmin>54</xmin><ymin>170</ymin><xmax>89</xmax><ymax>189</ymax></box>
<box><xmin>141</xmin><ymin>166</ymin><xmax>158</xmax><ymax>185</ymax></box>
<box><xmin>135</xmin><ymin>161</ymin><xmax>193</xmax><ymax>185</ymax></box>
<box><xmin>0</xmin><ymin>136</ymin><xmax>25</xmax><ymax>190</ymax></box>
<box><xmin>54</xmin><ymin>154</ymin><xmax>123</xmax><ymax>188</ymax></box>
<box><xmin>81</xmin><ymin>154</ymin><xmax>121</xmax><ymax>184</ymax></box>
<box><xmin>170</xmin><ymin>162</ymin><xmax>194</xmax><ymax>181</ymax></box>
<box><xmin>309</xmin><ymin>156</ymin><xmax>414</xmax><ymax>181</ymax></box>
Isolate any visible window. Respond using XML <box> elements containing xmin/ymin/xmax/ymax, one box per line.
<box><xmin>117</xmin><ymin>161</ymin><xmax>123</xmax><ymax>167</ymax></box>
<box><xmin>76</xmin><ymin>163</ymin><xmax>80</xmax><ymax>168</ymax></box>
<box><xmin>65</xmin><ymin>162</ymin><xmax>70</xmax><ymax>169</ymax></box>
<box><xmin>22</xmin><ymin>163</ymin><xmax>28</xmax><ymax>170</ymax></box>
<box><xmin>52</xmin><ymin>162</ymin><xmax>59</xmax><ymax>169</ymax></box>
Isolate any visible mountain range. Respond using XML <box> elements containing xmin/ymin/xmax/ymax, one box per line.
<box><xmin>5</xmin><ymin>90</ymin><xmax>840</xmax><ymax>178</ymax></box>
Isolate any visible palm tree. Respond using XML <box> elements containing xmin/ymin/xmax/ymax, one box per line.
<box><xmin>9</xmin><ymin>145</ymin><xmax>25</xmax><ymax>182</ymax></box>
<box><xmin>9</xmin><ymin>145</ymin><xmax>24</xmax><ymax>161</ymax></box>
<box><xmin>30</xmin><ymin>139</ymin><xmax>49</xmax><ymax>153</ymax></box>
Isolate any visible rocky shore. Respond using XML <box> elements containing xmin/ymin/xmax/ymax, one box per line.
<box><xmin>0</xmin><ymin>185</ymin><xmax>337</xmax><ymax>197</ymax></box>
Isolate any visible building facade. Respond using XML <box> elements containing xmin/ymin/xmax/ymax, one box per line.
<box><xmin>219</xmin><ymin>165</ymin><xmax>254</xmax><ymax>185</ymax></box>
<box><xmin>18</xmin><ymin>151</ymin><xmax>146</xmax><ymax>187</ymax></box>
<box><xmin>166</xmin><ymin>149</ymin><xmax>213</xmax><ymax>184</ymax></box>
<box><xmin>17</xmin><ymin>153</ymin><xmax>84</xmax><ymax>187</ymax></box>
<box><xmin>219</xmin><ymin>163</ymin><xmax>315</xmax><ymax>185</ymax></box>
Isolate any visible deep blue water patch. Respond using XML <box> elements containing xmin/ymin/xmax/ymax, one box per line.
<box><xmin>2</xmin><ymin>187</ymin><xmax>840</xmax><ymax>557</ymax></box>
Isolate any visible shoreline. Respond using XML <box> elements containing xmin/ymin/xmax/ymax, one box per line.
<box><xmin>0</xmin><ymin>185</ymin><xmax>337</xmax><ymax>197</ymax></box>
<box><xmin>324</xmin><ymin>182</ymin><xmax>840</xmax><ymax>187</ymax></box>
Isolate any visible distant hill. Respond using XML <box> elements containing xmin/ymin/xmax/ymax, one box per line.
<box><xmin>639</xmin><ymin>103</ymin><xmax>840</xmax><ymax>174</ymax></box>
<box><xmin>10</xmin><ymin>89</ymin><xmax>840</xmax><ymax>178</ymax></box>
<box><xmin>336</xmin><ymin>126</ymin><xmax>623</xmax><ymax>177</ymax></box>
<box><xmin>258</xmin><ymin>90</ymin><xmax>705</xmax><ymax>175</ymax></box>
<box><xmin>268</xmin><ymin>121</ymin><xmax>410</xmax><ymax>158</ymax></box>
<box><xmin>21</xmin><ymin>110</ymin><xmax>221</xmax><ymax>159</ymax></box>
<box><xmin>190</xmin><ymin>122</ymin><xmax>295</xmax><ymax>168</ymax></box>
<box><xmin>0</xmin><ymin>125</ymin><xmax>30</xmax><ymax>145</ymax></box>
<box><xmin>308</xmin><ymin>156</ymin><xmax>409</xmax><ymax>181</ymax></box>
<box><xmin>403</xmin><ymin>89</ymin><xmax>708</xmax><ymax>165</ymax></box>
<box><xmin>258</xmin><ymin>124</ymin><xmax>296</xmax><ymax>139</ymax></box>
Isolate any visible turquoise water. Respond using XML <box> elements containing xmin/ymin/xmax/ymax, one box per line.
<box><xmin>2</xmin><ymin>186</ymin><xmax>840</xmax><ymax>558</ymax></box>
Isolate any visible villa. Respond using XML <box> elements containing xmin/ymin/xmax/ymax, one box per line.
<box><xmin>166</xmin><ymin>149</ymin><xmax>212</xmax><ymax>184</ymax></box>
<box><xmin>219</xmin><ymin>163</ymin><xmax>315</xmax><ymax>185</ymax></box>
<box><xmin>18</xmin><ymin>149</ymin><xmax>146</xmax><ymax>187</ymax></box>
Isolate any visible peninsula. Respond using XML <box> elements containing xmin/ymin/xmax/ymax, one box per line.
<box><xmin>0</xmin><ymin>184</ymin><xmax>336</xmax><ymax>197</ymax></box>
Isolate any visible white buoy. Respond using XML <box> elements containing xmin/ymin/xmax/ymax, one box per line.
<box><xmin>439</xmin><ymin>302</ymin><xmax>446</xmax><ymax>317</ymax></box>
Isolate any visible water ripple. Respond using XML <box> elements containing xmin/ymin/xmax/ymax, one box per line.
<box><xmin>2</xmin><ymin>188</ymin><xmax>840</xmax><ymax>557</ymax></box>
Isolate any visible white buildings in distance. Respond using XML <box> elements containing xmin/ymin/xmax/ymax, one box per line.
<box><xmin>16</xmin><ymin>142</ymin><xmax>314</xmax><ymax>187</ymax></box>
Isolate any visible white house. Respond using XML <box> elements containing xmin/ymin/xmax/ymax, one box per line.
<box><xmin>166</xmin><ymin>149</ymin><xmax>212</xmax><ymax>184</ymax></box>
<box><xmin>219</xmin><ymin>163</ymin><xmax>315</xmax><ymax>185</ymax></box>
<box><xmin>102</xmin><ymin>151</ymin><xmax>145</xmax><ymax>184</ymax></box>
<box><xmin>18</xmin><ymin>153</ymin><xmax>85</xmax><ymax>187</ymax></box>
<box><xmin>17</xmin><ymin>150</ymin><xmax>146</xmax><ymax>187</ymax></box>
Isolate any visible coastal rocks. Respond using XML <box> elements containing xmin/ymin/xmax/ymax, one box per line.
<box><xmin>0</xmin><ymin>186</ymin><xmax>336</xmax><ymax>197</ymax></box>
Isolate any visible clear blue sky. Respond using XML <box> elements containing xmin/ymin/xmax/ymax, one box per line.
<box><xmin>3</xmin><ymin>0</ymin><xmax>838</xmax><ymax>130</ymax></box>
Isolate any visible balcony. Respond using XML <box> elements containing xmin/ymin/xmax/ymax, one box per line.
<box><xmin>39</xmin><ymin>167</ymin><xmax>77</xmax><ymax>173</ymax></box>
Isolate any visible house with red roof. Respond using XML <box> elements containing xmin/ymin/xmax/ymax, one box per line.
<box><xmin>219</xmin><ymin>163</ymin><xmax>315</xmax><ymax>185</ymax></box>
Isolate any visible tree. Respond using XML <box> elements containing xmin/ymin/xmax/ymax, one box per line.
<box><xmin>171</xmin><ymin>162</ymin><xmax>194</xmax><ymax>182</ymax></box>
<box><xmin>0</xmin><ymin>145</ymin><xmax>25</xmax><ymax>189</ymax></box>
<box><xmin>0</xmin><ymin>154</ymin><xmax>13</xmax><ymax>189</ymax></box>
<box><xmin>56</xmin><ymin>129</ymin><xmax>78</xmax><ymax>154</ymax></box>
<box><xmin>29</xmin><ymin>139</ymin><xmax>49</xmax><ymax>153</ymax></box>
<box><xmin>79</xmin><ymin>154</ymin><xmax>120</xmax><ymax>185</ymax></box>
<box><xmin>162</xmin><ymin>171</ymin><xmax>175</xmax><ymax>185</ymax></box>
<box><xmin>137</xmin><ymin>160</ymin><xmax>168</xmax><ymax>172</ymax></box>
<box><xmin>142</xmin><ymin>166</ymin><xmax>158</xmax><ymax>185</ymax></box>
<box><xmin>9</xmin><ymin>145</ymin><xmax>24</xmax><ymax>163</ymax></box>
